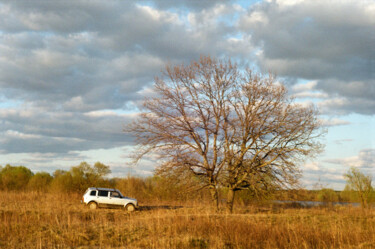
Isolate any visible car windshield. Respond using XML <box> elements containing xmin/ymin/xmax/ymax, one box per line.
<box><xmin>117</xmin><ymin>190</ymin><xmax>124</xmax><ymax>197</ymax></box>
<box><xmin>110</xmin><ymin>191</ymin><xmax>122</xmax><ymax>198</ymax></box>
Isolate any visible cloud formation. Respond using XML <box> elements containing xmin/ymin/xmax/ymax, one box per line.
<box><xmin>0</xmin><ymin>0</ymin><xmax>249</xmax><ymax>157</ymax></box>
<box><xmin>0</xmin><ymin>0</ymin><xmax>373</xmax><ymax>180</ymax></box>
<box><xmin>0</xmin><ymin>107</ymin><xmax>135</xmax><ymax>154</ymax></box>
<box><xmin>326</xmin><ymin>149</ymin><xmax>375</xmax><ymax>170</ymax></box>
<box><xmin>302</xmin><ymin>148</ymin><xmax>375</xmax><ymax>189</ymax></box>
<box><xmin>239</xmin><ymin>0</ymin><xmax>375</xmax><ymax>114</ymax></box>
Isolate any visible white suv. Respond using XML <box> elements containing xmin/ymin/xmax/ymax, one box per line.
<box><xmin>82</xmin><ymin>187</ymin><xmax>138</xmax><ymax>211</ymax></box>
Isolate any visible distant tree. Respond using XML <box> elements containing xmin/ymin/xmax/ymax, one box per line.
<box><xmin>115</xmin><ymin>176</ymin><xmax>149</xmax><ymax>200</ymax></box>
<box><xmin>155</xmin><ymin>164</ymin><xmax>210</xmax><ymax>201</ymax></box>
<box><xmin>344</xmin><ymin>167</ymin><xmax>373</xmax><ymax>208</ymax></box>
<box><xmin>340</xmin><ymin>185</ymin><xmax>358</xmax><ymax>202</ymax></box>
<box><xmin>28</xmin><ymin>172</ymin><xmax>53</xmax><ymax>192</ymax></box>
<box><xmin>317</xmin><ymin>188</ymin><xmax>338</xmax><ymax>202</ymax></box>
<box><xmin>50</xmin><ymin>162</ymin><xmax>111</xmax><ymax>193</ymax></box>
<box><xmin>53</xmin><ymin>169</ymin><xmax>67</xmax><ymax>178</ymax></box>
<box><xmin>0</xmin><ymin>165</ymin><xmax>33</xmax><ymax>190</ymax></box>
<box><xmin>93</xmin><ymin>162</ymin><xmax>111</xmax><ymax>178</ymax></box>
<box><xmin>50</xmin><ymin>170</ymin><xmax>74</xmax><ymax>192</ymax></box>
<box><xmin>70</xmin><ymin>162</ymin><xmax>92</xmax><ymax>191</ymax></box>
<box><xmin>71</xmin><ymin>162</ymin><xmax>111</xmax><ymax>191</ymax></box>
<box><xmin>128</xmin><ymin>56</ymin><xmax>323</xmax><ymax>212</ymax></box>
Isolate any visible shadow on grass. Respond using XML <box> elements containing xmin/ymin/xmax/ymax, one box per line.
<box><xmin>138</xmin><ymin>205</ymin><xmax>184</xmax><ymax>211</ymax></box>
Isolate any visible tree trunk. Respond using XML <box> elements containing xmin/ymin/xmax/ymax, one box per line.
<box><xmin>360</xmin><ymin>193</ymin><xmax>368</xmax><ymax>209</ymax></box>
<box><xmin>209</xmin><ymin>186</ymin><xmax>219</xmax><ymax>211</ymax></box>
<box><xmin>226</xmin><ymin>188</ymin><xmax>236</xmax><ymax>213</ymax></box>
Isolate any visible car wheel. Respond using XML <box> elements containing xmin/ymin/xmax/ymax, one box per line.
<box><xmin>89</xmin><ymin>202</ymin><xmax>98</xmax><ymax>210</ymax></box>
<box><xmin>125</xmin><ymin>204</ymin><xmax>135</xmax><ymax>212</ymax></box>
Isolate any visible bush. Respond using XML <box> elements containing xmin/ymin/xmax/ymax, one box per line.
<box><xmin>0</xmin><ymin>165</ymin><xmax>33</xmax><ymax>190</ymax></box>
<box><xmin>317</xmin><ymin>188</ymin><xmax>339</xmax><ymax>202</ymax></box>
<box><xmin>50</xmin><ymin>170</ymin><xmax>74</xmax><ymax>193</ymax></box>
<box><xmin>28</xmin><ymin>172</ymin><xmax>53</xmax><ymax>191</ymax></box>
<box><xmin>50</xmin><ymin>162</ymin><xmax>112</xmax><ymax>193</ymax></box>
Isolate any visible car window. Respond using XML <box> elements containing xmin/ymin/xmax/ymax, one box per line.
<box><xmin>90</xmin><ymin>190</ymin><xmax>96</xmax><ymax>196</ymax></box>
<box><xmin>98</xmin><ymin>190</ymin><xmax>109</xmax><ymax>197</ymax></box>
<box><xmin>110</xmin><ymin>191</ymin><xmax>121</xmax><ymax>198</ymax></box>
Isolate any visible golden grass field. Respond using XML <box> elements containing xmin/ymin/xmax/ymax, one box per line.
<box><xmin>1</xmin><ymin>191</ymin><xmax>375</xmax><ymax>249</ymax></box>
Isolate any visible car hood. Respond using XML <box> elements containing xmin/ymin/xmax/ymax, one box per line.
<box><xmin>122</xmin><ymin>197</ymin><xmax>137</xmax><ymax>201</ymax></box>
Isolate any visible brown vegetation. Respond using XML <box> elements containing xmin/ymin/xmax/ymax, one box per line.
<box><xmin>1</xmin><ymin>191</ymin><xmax>375</xmax><ymax>248</ymax></box>
<box><xmin>1</xmin><ymin>163</ymin><xmax>373</xmax><ymax>205</ymax></box>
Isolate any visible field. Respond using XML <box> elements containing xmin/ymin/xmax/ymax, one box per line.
<box><xmin>1</xmin><ymin>192</ymin><xmax>375</xmax><ymax>248</ymax></box>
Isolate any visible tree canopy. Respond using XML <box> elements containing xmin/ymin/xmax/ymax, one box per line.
<box><xmin>0</xmin><ymin>164</ymin><xmax>33</xmax><ymax>190</ymax></box>
<box><xmin>128</xmin><ymin>56</ymin><xmax>323</xmax><ymax>212</ymax></box>
<box><xmin>344</xmin><ymin>167</ymin><xmax>373</xmax><ymax>208</ymax></box>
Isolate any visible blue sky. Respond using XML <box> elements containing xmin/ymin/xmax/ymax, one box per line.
<box><xmin>0</xmin><ymin>0</ymin><xmax>374</xmax><ymax>189</ymax></box>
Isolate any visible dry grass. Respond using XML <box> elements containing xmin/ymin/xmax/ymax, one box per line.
<box><xmin>1</xmin><ymin>191</ymin><xmax>375</xmax><ymax>248</ymax></box>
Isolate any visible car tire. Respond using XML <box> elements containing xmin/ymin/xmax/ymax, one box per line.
<box><xmin>125</xmin><ymin>203</ymin><xmax>135</xmax><ymax>212</ymax></box>
<box><xmin>88</xmin><ymin>202</ymin><xmax>98</xmax><ymax>210</ymax></box>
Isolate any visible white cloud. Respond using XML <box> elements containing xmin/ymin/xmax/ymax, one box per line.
<box><xmin>320</xmin><ymin>118</ymin><xmax>350</xmax><ymax>127</ymax></box>
<box><xmin>292</xmin><ymin>92</ymin><xmax>329</xmax><ymax>99</ymax></box>
<box><xmin>319</xmin><ymin>96</ymin><xmax>375</xmax><ymax>115</ymax></box>
<box><xmin>84</xmin><ymin>110</ymin><xmax>137</xmax><ymax>119</ymax></box>
<box><xmin>326</xmin><ymin>149</ymin><xmax>375</xmax><ymax>170</ymax></box>
<box><xmin>304</xmin><ymin>162</ymin><xmax>320</xmax><ymax>171</ymax></box>
<box><xmin>291</xmin><ymin>81</ymin><xmax>329</xmax><ymax>99</ymax></box>
<box><xmin>302</xmin><ymin>164</ymin><xmax>347</xmax><ymax>190</ymax></box>
<box><xmin>4</xmin><ymin>130</ymin><xmax>41</xmax><ymax>140</ymax></box>
<box><xmin>271</xmin><ymin>0</ymin><xmax>304</xmax><ymax>6</ymax></box>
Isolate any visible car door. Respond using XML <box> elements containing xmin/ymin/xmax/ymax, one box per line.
<box><xmin>96</xmin><ymin>190</ymin><xmax>110</xmax><ymax>206</ymax></box>
<box><xmin>109</xmin><ymin>191</ymin><xmax>124</xmax><ymax>206</ymax></box>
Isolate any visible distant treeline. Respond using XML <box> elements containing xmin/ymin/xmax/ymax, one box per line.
<box><xmin>0</xmin><ymin>162</ymin><xmax>212</xmax><ymax>203</ymax></box>
<box><xmin>0</xmin><ymin>163</ymin><xmax>372</xmax><ymax>204</ymax></box>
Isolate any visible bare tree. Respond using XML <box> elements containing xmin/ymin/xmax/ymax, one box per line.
<box><xmin>344</xmin><ymin>167</ymin><xmax>373</xmax><ymax>208</ymax></box>
<box><xmin>220</xmin><ymin>73</ymin><xmax>323</xmax><ymax>212</ymax></box>
<box><xmin>127</xmin><ymin>56</ymin><xmax>323</xmax><ymax>212</ymax></box>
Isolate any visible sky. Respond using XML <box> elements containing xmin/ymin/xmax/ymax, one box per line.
<box><xmin>0</xmin><ymin>0</ymin><xmax>374</xmax><ymax>190</ymax></box>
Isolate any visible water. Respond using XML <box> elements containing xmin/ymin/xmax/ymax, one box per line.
<box><xmin>273</xmin><ymin>200</ymin><xmax>361</xmax><ymax>207</ymax></box>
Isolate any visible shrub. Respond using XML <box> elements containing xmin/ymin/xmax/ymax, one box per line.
<box><xmin>317</xmin><ymin>188</ymin><xmax>339</xmax><ymax>202</ymax></box>
<box><xmin>28</xmin><ymin>172</ymin><xmax>53</xmax><ymax>191</ymax></box>
<box><xmin>0</xmin><ymin>165</ymin><xmax>33</xmax><ymax>190</ymax></box>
